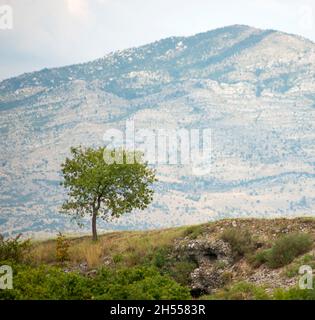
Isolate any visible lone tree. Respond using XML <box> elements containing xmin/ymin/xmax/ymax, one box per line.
<box><xmin>61</xmin><ymin>147</ymin><xmax>156</xmax><ymax>241</ymax></box>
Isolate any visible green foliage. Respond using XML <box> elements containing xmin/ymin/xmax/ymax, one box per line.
<box><xmin>61</xmin><ymin>146</ymin><xmax>156</xmax><ymax>219</ymax></box>
<box><xmin>221</xmin><ymin>228</ymin><xmax>256</xmax><ymax>260</ymax></box>
<box><xmin>0</xmin><ymin>263</ymin><xmax>92</xmax><ymax>300</ymax></box>
<box><xmin>284</xmin><ymin>254</ymin><xmax>315</xmax><ymax>278</ymax></box>
<box><xmin>254</xmin><ymin>233</ymin><xmax>313</xmax><ymax>269</ymax></box>
<box><xmin>61</xmin><ymin>146</ymin><xmax>156</xmax><ymax>239</ymax></box>
<box><xmin>182</xmin><ymin>225</ymin><xmax>206</xmax><ymax>239</ymax></box>
<box><xmin>93</xmin><ymin>266</ymin><xmax>191</xmax><ymax>300</ymax></box>
<box><xmin>0</xmin><ymin>234</ymin><xmax>31</xmax><ymax>263</ymax></box>
<box><xmin>0</xmin><ymin>263</ymin><xmax>190</xmax><ymax>300</ymax></box>
<box><xmin>204</xmin><ymin>282</ymin><xmax>270</xmax><ymax>300</ymax></box>
<box><xmin>112</xmin><ymin>253</ymin><xmax>124</xmax><ymax>265</ymax></box>
<box><xmin>249</xmin><ymin>249</ymin><xmax>270</xmax><ymax>268</ymax></box>
<box><xmin>274</xmin><ymin>285</ymin><xmax>315</xmax><ymax>300</ymax></box>
<box><xmin>143</xmin><ymin>247</ymin><xmax>197</xmax><ymax>286</ymax></box>
<box><xmin>166</xmin><ymin>260</ymin><xmax>197</xmax><ymax>286</ymax></box>
<box><xmin>214</xmin><ymin>260</ymin><xmax>229</xmax><ymax>270</ymax></box>
<box><xmin>151</xmin><ymin>247</ymin><xmax>169</xmax><ymax>269</ymax></box>
<box><xmin>203</xmin><ymin>281</ymin><xmax>315</xmax><ymax>300</ymax></box>
<box><xmin>56</xmin><ymin>233</ymin><xmax>70</xmax><ymax>263</ymax></box>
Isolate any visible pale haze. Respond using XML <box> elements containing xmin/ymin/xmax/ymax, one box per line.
<box><xmin>0</xmin><ymin>0</ymin><xmax>314</xmax><ymax>80</ymax></box>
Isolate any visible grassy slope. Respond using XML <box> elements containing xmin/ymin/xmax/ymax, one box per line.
<box><xmin>30</xmin><ymin>225</ymin><xmax>188</xmax><ymax>268</ymax></box>
<box><xmin>27</xmin><ymin>217</ymin><xmax>315</xmax><ymax>296</ymax></box>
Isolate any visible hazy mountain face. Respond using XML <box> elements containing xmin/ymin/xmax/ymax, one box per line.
<box><xmin>1</xmin><ymin>25</ymin><xmax>315</xmax><ymax>237</ymax></box>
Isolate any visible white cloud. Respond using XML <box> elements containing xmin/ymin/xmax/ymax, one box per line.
<box><xmin>66</xmin><ymin>0</ymin><xmax>89</xmax><ymax>18</ymax></box>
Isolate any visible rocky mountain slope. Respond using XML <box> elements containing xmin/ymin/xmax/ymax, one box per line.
<box><xmin>0</xmin><ymin>25</ymin><xmax>315</xmax><ymax>236</ymax></box>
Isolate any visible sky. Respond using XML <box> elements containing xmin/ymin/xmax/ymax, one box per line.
<box><xmin>0</xmin><ymin>0</ymin><xmax>314</xmax><ymax>80</ymax></box>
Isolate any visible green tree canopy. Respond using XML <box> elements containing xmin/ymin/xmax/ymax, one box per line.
<box><xmin>61</xmin><ymin>147</ymin><xmax>156</xmax><ymax>240</ymax></box>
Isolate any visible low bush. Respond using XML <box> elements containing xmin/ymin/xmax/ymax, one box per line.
<box><xmin>0</xmin><ymin>263</ymin><xmax>92</xmax><ymax>300</ymax></box>
<box><xmin>56</xmin><ymin>233</ymin><xmax>70</xmax><ymax>263</ymax></box>
<box><xmin>93</xmin><ymin>266</ymin><xmax>191</xmax><ymax>300</ymax></box>
<box><xmin>254</xmin><ymin>233</ymin><xmax>313</xmax><ymax>269</ymax></box>
<box><xmin>284</xmin><ymin>254</ymin><xmax>315</xmax><ymax>278</ymax></box>
<box><xmin>0</xmin><ymin>234</ymin><xmax>31</xmax><ymax>263</ymax></box>
<box><xmin>151</xmin><ymin>247</ymin><xmax>169</xmax><ymax>269</ymax></box>
<box><xmin>182</xmin><ymin>225</ymin><xmax>206</xmax><ymax>239</ymax></box>
<box><xmin>112</xmin><ymin>253</ymin><xmax>124</xmax><ymax>265</ymax></box>
<box><xmin>204</xmin><ymin>282</ymin><xmax>315</xmax><ymax>300</ymax></box>
<box><xmin>143</xmin><ymin>246</ymin><xmax>198</xmax><ymax>286</ymax></box>
<box><xmin>0</xmin><ymin>263</ymin><xmax>190</xmax><ymax>300</ymax></box>
<box><xmin>166</xmin><ymin>260</ymin><xmax>197</xmax><ymax>286</ymax></box>
<box><xmin>221</xmin><ymin>228</ymin><xmax>257</xmax><ymax>260</ymax></box>
<box><xmin>204</xmin><ymin>282</ymin><xmax>270</xmax><ymax>300</ymax></box>
<box><xmin>249</xmin><ymin>249</ymin><xmax>270</xmax><ymax>268</ymax></box>
<box><xmin>274</xmin><ymin>286</ymin><xmax>315</xmax><ymax>300</ymax></box>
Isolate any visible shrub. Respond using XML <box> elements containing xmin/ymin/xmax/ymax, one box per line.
<box><xmin>125</xmin><ymin>274</ymin><xmax>190</xmax><ymax>300</ymax></box>
<box><xmin>91</xmin><ymin>266</ymin><xmax>191</xmax><ymax>300</ymax></box>
<box><xmin>274</xmin><ymin>286</ymin><xmax>315</xmax><ymax>300</ymax></box>
<box><xmin>204</xmin><ymin>282</ymin><xmax>270</xmax><ymax>300</ymax></box>
<box><xmin>0</xmin><ymin>234</ymin><xmax>31</xmax><ymax>263</ymax></box>
<box><xmin>215</xmin><ymin>260</ymin><xmax>228</xmax><ymax>270</ymax></box>
<box><xmin>56</xmin><ymin>233</ymin><xmax>70</xmax><ymax>263</ymax></box>
<box><xmin>221</xmin><ymin>228</ymin><xmax>256</xmax><ymax>259</ymax></box>
<box><xmin>141</xmin><ymin>247</ymin><xmax>197</xmax><ymax>286</ymax></box>
<box><xmin>0</xmin><ymin>263</ymin><xmax>93</xmax><ymax>300</ymax></box>
<box><xmin>112</xmin><ymin>253</ymin><xmax>124</xmax><ymax>265</ymax></box>
<box><xmin>147</xmin><ymin>247</ymin><xmax>168</xmax><ymax>269</ymax></box>
<box><xmin>250</xmin><ymin>249</ymin><xmax>270</xmax><ymax>268</ymax></box>
<box><xmin>182</xmin><ymin>225</ymin><xmax>205</xmax><ymax>239</ymax></box>
<box><xmin>0</xmin><ymin>264</ymin><xmax>190</xmax><ymax>300</ymax></box>
<box><xmin>167</xmin><ymin>260</ymin><xmax>197</xmax><ymax>286</ymax></box>
<box><xmin>123</xmin><ymin>251</ymin><xmax>144</xmax><ymax>267</ymax></box>
<box><xmin>284</xmin><ymin>254</ymin><xmax>315</xmax><ymax>278</ymax></box>
<box><xmin>255</xmin><ymin>233</ymin><xmax>313</xmax><ymax>269</ymax></box>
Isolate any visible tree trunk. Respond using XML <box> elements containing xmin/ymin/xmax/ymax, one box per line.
<box><xmin>92</xmin><ymin>210</ymin><xmax>98</xmax><ymax>241</ymax></box>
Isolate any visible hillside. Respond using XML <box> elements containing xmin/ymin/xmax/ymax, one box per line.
<box><xmin>1</xmin><ymin>217</ymin><xmax>315</xmax><ymax>300</ymax></box>
<box><xmin>0</xmin><ymin>25</ymin><xmax>315</xmax><ymax>236</ymax></box>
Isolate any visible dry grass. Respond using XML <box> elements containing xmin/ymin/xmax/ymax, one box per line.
<box><xmin>28</xmin><ymin>218</ymin><xmax>315</xmax><ymax>270</ymax></box>
<box><xmin>82</xmin><ymin>243</ymin><xmax>103</xmax><ymax>268</ymax></box>
<box><xmin>28</xmin><ymin>226</ymin><xmax>187</xmax><ymax>269</ymax></box>
<box><xmin>28</xmin><ymin>240</ymin><xmax>56</xmax><ymax>264</ymax></box>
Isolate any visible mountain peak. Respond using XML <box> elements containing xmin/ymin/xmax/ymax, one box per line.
<box><xmin>1</xmin><ymin>24</ymin><xmax>315</xmax><ymax>235</ymax></box>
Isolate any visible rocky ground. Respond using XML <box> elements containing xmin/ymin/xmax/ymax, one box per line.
<box><xmin>173</xmin><ymin>218</ymin><xmax>315</xmax><ymax>296</ymax></box>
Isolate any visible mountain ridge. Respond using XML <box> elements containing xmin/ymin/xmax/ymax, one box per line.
<box><xmin>2</xmin><ymin>24</ymin><xmax>315</xmax><ymax>85</ymax></box>
<box><xmin>0</xmin><ymin>24</ymin><xmax>315</xmax><ymax>236</ymax></box>
<box><xmin>1</xmin><ymin>24</ymin><xmax>314</xmax><ymax>97</ymax></box>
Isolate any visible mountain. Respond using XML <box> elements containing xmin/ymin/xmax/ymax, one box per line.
<box><xmin>0</xmin><ymin>25</ymin><xmax>315</xmax><ymax>236</ymax></box>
